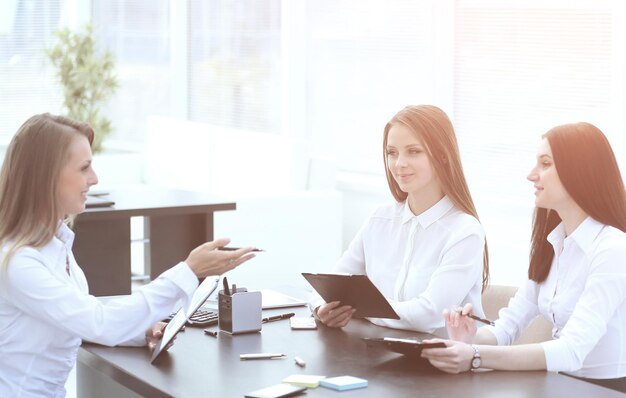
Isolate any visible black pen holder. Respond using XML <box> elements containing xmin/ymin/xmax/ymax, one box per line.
<box><xmin>218</xmin><ymin>289</ymin><xmax>262</xmax><ymax>334</ymax></box>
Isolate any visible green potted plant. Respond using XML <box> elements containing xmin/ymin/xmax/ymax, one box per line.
<box><xmin>46</xmin><ymin>24</ymin><xmax>118</xmax><ymax>153</ymax></box>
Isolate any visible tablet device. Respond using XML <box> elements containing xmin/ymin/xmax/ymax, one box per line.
<box><xmin>150</xmin><ymin>276</ymin><xmax>220</xmax><ymax>363</ymax></box>
<box><xmin>302</xmin><ymin>273</ymin><xmax>400</xmax><ymax>319</ymax></box>
<box><xmin>362</xmin><ymin>337</ymin><xmax>445</xmax><ymax>357</ymax></box>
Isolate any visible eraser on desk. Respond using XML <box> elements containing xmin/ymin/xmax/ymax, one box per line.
<box><xmin>320</xmin><ymin>375</ymin><xmax>368</xmax><ymax>391</ymax></box>
<box><xmin>282</xmin><ymin>374</ymin><xmax>326</xmax><ymax>388</ymax></box>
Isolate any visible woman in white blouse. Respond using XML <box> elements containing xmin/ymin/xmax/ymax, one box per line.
<box><xmin>0</xmin><ymin>114</ymin><xmax>256</xmax><ymax>397</ymax></box>
<box><xmin>310</xmin><ymin>105</ymin><xmax>489</xmax><ymax>332</ymax></box>
<box><xmin>422</xmin><ymin>122</ymin><xmax>626</xmax><ymax>392</ymax></box>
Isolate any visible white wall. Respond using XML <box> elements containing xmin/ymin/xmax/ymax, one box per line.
<box><xmin>214</xmin><ymin>191</ymin><xmax>343</xmax><ymax>291</ymax></box>
<box><xmin>143</xmin><ymin>116</ymin><xmax>344</xmax><ymax>290</ymax></box>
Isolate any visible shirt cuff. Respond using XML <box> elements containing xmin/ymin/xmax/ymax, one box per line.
<box><xmin>541</xmin><ymin>339</ymin><xmax>568</xmax><ymax>372</ymax></box>
<box><xmin>159</xmin><ymin>261</ymin><xmax>199</xmax><ymax>297</ymax></box>
<box><xmin>308</xmin><ymin>298</ymin><xmax>325</xmax><ymax>318</ymax></box>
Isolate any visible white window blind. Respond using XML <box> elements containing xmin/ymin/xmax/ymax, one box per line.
<box><xmin>188</xmin><ymin>0</ymin><xmax>282</xmax><ymax>134</ymax></box>
<box><xmin>91</xmin><ymin>0</ymin><xmax>171</xmax><ymax>145</ymax></box>
<box><xmin>0</xmin><ymin>0</ymin><xmax>65</xmax><ymax>142</ymax></box>
<box><xmin>453</xmin><ymin>0</ymin><xmax>620</xmax><ymax>284</ymax></box>
<box><xmin>305</xmin><ymin>0</ymin><xmax>441</xmax><ymax>174</ymax></box>
<box><xmin>454</xmin><ymin>0</ymin><xmax>615</xmax><ymax>202</ymax></box>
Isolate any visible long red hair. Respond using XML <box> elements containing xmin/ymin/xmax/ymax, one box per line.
<box><xmin>383</xmin><ymin>105</ymin><xmax>490</xmax><ymax>291</ymax></box>
<box><xmin>529</xmin><ymin>122</ymin><xmax>626</xmax><ymax>282</ymax></box>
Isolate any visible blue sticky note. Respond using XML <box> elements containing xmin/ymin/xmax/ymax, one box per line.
<box><xmin>320</xmin><ymin>375</ymin><xmax>368</xmax><ymax>391</ymax></box>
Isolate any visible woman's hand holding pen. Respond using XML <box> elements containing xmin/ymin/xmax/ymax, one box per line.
<box><xmin>185</xmin><ymin>238</ymin><xmax>256</xmax><ymax>278</ymax></box>
<box><xmin>443</xmin><ymin>303</ymin><xmax>478</xmax><ymax>343</ymax></box>
<box><xmin>316</xmin><ymin>301</ymin><xmax>356</xmax><ymax>328</ymax></box>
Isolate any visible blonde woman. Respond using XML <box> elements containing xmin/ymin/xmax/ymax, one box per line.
<box><xmin>0</xmin><ymin>114</ymin><xmax>256</xmax><ymax>397</ymax></box>
<box><xmin>310</xmin><ymin>105</ymin><xmax>489</xmax><ymax>332</ymax></box>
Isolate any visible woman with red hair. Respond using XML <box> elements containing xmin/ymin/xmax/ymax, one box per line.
<box><xmin>422</xmin><ymin>122</ymin><xmax>626</xmax><ymax>393</ymax></box>
<box><xmin>310</xmin><ymin>105</ymin><xmax>489</xmax><ymax>333</ymax></box>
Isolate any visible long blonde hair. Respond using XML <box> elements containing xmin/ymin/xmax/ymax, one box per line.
<box><xmin>0</xmin><ymin>113</ymin><xmax>94</xmax><ymax>274</ymax></box>
<box><xmin>383</xmin><ymin>105</ymin><xmax>490</xmax><ymax>291</ymax></box>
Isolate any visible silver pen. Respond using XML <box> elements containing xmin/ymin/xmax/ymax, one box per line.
<box><xmin>240</xmin><ymin>353</ymin><xmax>286</xmax><ymax>360</ymax></box>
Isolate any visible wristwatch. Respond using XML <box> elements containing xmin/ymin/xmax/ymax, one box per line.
<box><xmin>470</xmin><ymin>344</ymin><xmax>481</xmax><ymax>370</ymax></box>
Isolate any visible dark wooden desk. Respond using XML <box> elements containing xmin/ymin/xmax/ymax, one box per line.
<box><xmin>73</xmin><ymin>187</ymin><xmax>235</xmax><ymax>296</ymax></box>
<box><xmin>77</xmin><ymin>306</ymin><xmax>623</xmax><ymax>397</ymax></box>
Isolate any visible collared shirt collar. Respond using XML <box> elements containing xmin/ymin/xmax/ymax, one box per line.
<box><xmin>547</xmin><ymin>216</ymin><xmax>604</xmax><ymax>254</ymax></box>
<box><xmin>39</xmin><ymin>222</ymin><xmax>75</xmax><ymax>263</ymax></box>
<box><xmin>401</xmin><ymin>195</ymin><xmax>454</xmax><ymax>228</ymax></box>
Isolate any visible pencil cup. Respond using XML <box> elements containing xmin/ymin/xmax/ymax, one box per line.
<box><xmin>218</xmin><ymin>289</ymin><xmax>262</xmax><ymax>334</ymax></box>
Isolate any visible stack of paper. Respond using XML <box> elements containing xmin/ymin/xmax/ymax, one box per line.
<box><xmin>319</xmin><ymin>375</ymin><xmax>368</xmax><ymax>391</ymax></box>
<box><xmin>282</xmin><ymin>375</ymin><xmax>326</xmax><ymax>388</ymax></box>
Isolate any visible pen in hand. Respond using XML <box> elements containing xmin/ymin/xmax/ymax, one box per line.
<box><xmin>219</xmin><ymin>247</ymin><xmax>265</xmax><ymax>252</ymax></box>
<box><xmin>457</xmin><ymin>310</ymin><xmax>495</xmax><ymax>326</ymax></box>
<box><xmin>262</xmin><ymin>312</ymin><xmax>295</xmax><ymax>323</ymax></box>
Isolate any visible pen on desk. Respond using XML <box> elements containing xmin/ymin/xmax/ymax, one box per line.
<box><xmin>223</xmin><ymin>277</ymin><xmax>231</xmax><ymax>295</ymax></box>
<box><xmin>458</xmin><ymin>311</ymin><xmax>495</xmax><ymax>326</ymax></box>
<box><xmin>240</xmin><ymin>353</ymin><xmax>286</xmax><ymax>360</ymax></box>
<box><xmin>204</xmin><ymin>329</ymin><xmax>218</xmax><ymax>337</ymax></box>
<box><xmin>262</xmin><ymin>312</ymin><xmax>296</xmax><ymax>323</ymax></box>
<box><xmin>294</xmin><ymin>356</ymin><xmax>306</xmax><ymax>367</ymax></box>
<box><xmin>219</xmin><ymin>247</ymin><xmax>265</xmax><ymax>252</ymax></box>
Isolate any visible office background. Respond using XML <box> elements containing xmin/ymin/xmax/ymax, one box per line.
<box><xmin>1</xmin><ymin>0</ymin><xmax>625</xmax><ymax>288</ymax></box>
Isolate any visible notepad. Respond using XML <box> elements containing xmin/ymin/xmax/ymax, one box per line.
<box><xmin>282</xmin><ymin>375</ymin><xmax>326</xmax><ymax>388</ymax></box>
<box><xmin>319</xmin><ymin>375</ymin><xmax>368</xmax><ymax>391</ymax></box>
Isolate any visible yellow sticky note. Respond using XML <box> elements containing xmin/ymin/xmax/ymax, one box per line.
<box><xmin>282</xmin><ymin>375</ymin><xmax>327</xmax><ymax>388</ymax></box>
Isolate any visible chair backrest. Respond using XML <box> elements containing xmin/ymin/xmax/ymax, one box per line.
<box><xmin>482</xmin><ymin>285</ymin><xmax>553</xmax><ymax>345</ymax></box>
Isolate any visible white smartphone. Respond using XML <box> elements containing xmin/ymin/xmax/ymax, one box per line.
<box><xmin>289</xmin><ymin>317</ymin><xmax>317</xmax><ymax>330</ymax></box>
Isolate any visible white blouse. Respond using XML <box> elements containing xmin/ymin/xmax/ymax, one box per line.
<box><xmin>486</xmin><ymin>217</ymin><xmax>626</xmax><ymax>378</ymax></box>
<box><xmin>310</xmin><ymin>196</ymin><xmax>486</xmax><ymax>333</ymax></box>
<box><xmin>0</xmin><ymin>223</ymin><xmax>199</xmax><ymax>398</ymax></box>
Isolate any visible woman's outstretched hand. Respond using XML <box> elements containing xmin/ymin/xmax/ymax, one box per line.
<box><xmin>185</xmin><ymin>238</ymin><xmax>256</xmax><ymax>278</ymax></box>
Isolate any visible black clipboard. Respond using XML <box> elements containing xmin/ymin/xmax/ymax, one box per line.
<box><xmin>151</xmin><ymin>276</ymin><xmax>220</xmax><ymax>363</ymax></box>
<box><xmin>362</xmin><ymin>337</ymin><xmax>445</xmax><ymax>357</ymax></box>
<box><xmin>302</xmin><ymin>273</ymin><xmax>400</xmax><ymax>319</ymax></box>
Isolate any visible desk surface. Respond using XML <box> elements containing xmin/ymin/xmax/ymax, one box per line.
<box><xmin>81</xmin><ymin>186</ymin><xmax>236</xmax><ymax>219</ymax></box>
<box><xmin>74</xmin><ymin>186</ymin><xmax>236</xmax><ymax>296</ymax></box>
<box><xmin>78</xmin><ymin>306</ymin><xmax>622</xmax><ymax>397</ymax></box>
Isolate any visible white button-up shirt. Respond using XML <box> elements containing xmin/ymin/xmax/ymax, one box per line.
<box><xmin>0</xmin><ymin>223</ymin><xmax>199</xmax><ymax>398</ymax></box>
<box><xmin>310</xmin><ymin>196</ymin><xmax>486</xmax><ymax>333</ymax></box>
<box><xmin>486</xmin><ymin>217</ymin><xmax>626</xmax><ymax>378</ymax></box>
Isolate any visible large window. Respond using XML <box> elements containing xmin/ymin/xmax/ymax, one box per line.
<box><xmin>452</xmin><ymin>0</ymin><xmax>621</xmax><ymax>284</ymax></box>
<box><xmin>188</xmin><ymin>0</ymin><xmax>282</xmax><ymax>134</ymax></box>
<box><xmin>0</xmin><ymin>0</ymin><xmax>64</xmax><ymax>142</ymax></box>
<box><xmin>91</xmin><ymin>0</ymin><xmax>171</xmax><ymax>145</ymax></box>
<box><xmin>2</xmin><ymin>1</ymin><xmax>625</xmax><ymax>285</ymax></box>
<box><xmin>304</xmin><ymin>0</ymin><xmax>444</xmax><ymax>174</ymax></box>
<box><xmin>455</xmin><ymin>0</ymin><xmax>615</xmax><ymax>201</ymax></box>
